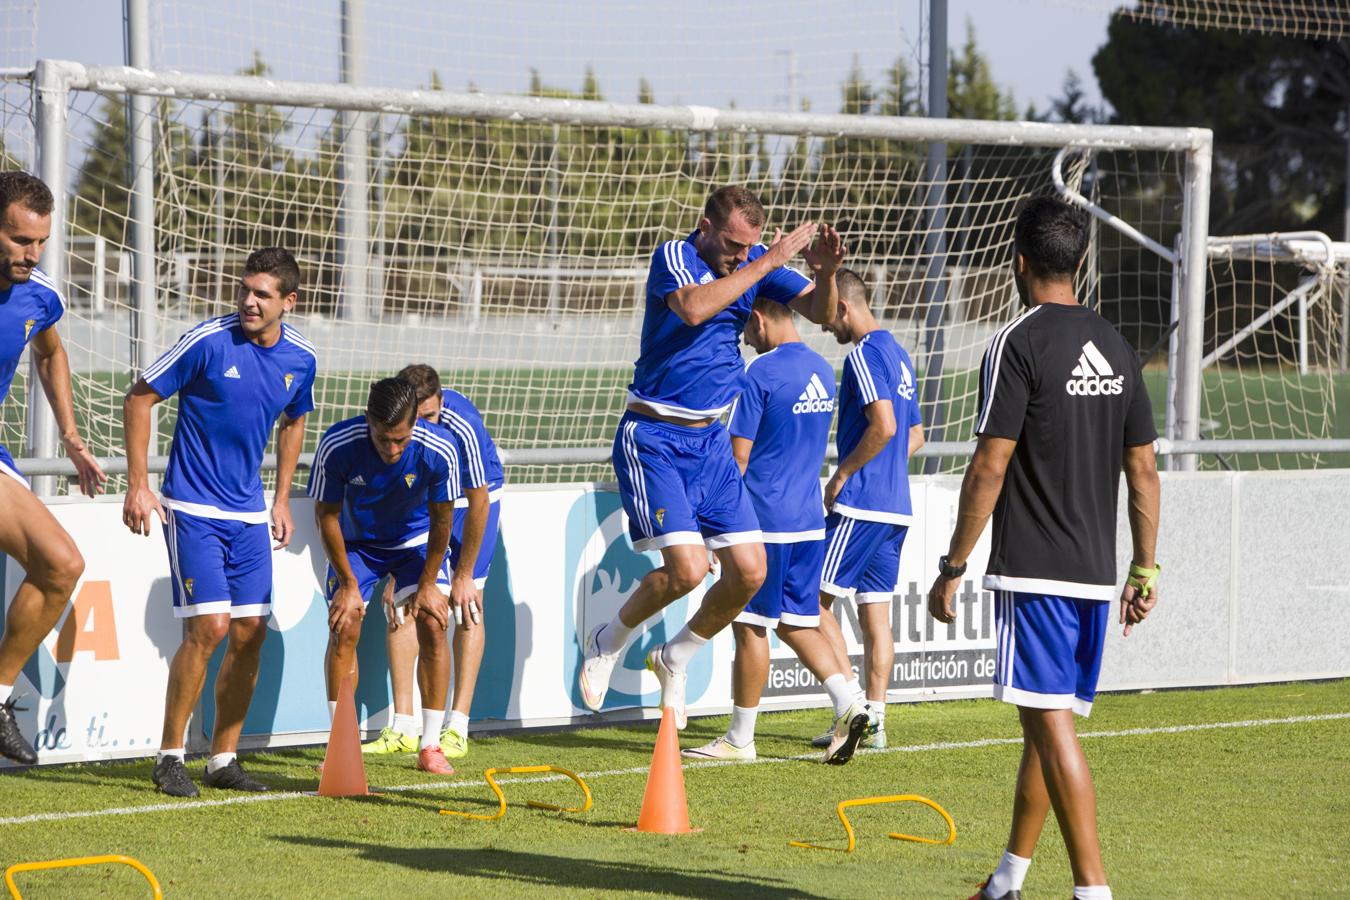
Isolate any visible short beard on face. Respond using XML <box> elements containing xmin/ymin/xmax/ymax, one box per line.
<box><xmin>1</xmin><ymin>260</ymin><xmax>32</xmax><ymax>283</ymax></box>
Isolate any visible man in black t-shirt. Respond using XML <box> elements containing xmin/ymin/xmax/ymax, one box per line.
<box><xmin>928</xmin><ymin>197</ymin><xmax>1161</xmax><ymax>900</ymax></box>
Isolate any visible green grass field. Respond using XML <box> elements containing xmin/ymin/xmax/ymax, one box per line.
<box><xmin>2</xmin><ymin>680</ymin><xmax>1347</xmax><ymax>897</ymax></box>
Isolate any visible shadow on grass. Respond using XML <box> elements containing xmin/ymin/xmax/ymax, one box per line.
<box><xmin>278</xmin><ymin>835</ymin><xmax>823</xmax><ymax>898</ymax></box>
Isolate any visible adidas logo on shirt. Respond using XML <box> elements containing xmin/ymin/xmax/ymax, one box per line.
<box><xmin>1066</xmin><ymin>341</ymin><xmax>1125</xmax><ymax>396</ymax></box>
<box><xmin>792</xmin><ymin>372</ymin><xmax>835</xmax><ymax>414</ymax></box>
<box><xmin>351</xmin><ymin>474</ymin><xmax>366</xmax><ymax>486</ymax></box>
<box><xmin>897</xmin><ymin>361</ymin><xmax>916</xmax><ymax>401</ymax></box>
<box><xmin>223</xmin><ymin>365</ymin><xmax>241</xmax><ymax>379</ymax></box>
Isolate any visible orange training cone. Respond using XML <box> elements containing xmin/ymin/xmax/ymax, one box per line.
<box><xmin>634</xmin><ymin>706</ymin><xmax>694</xmax><ymax>834</ymax></box>
<box><xmin>318</xmin><ymin>675</ymin><xmax>369</xmax><ymax>797</ymax></box>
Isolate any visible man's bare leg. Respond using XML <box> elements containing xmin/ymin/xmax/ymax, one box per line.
<box><xmin>211</xmin><ymin>616</ymin><xmax>268</xmax><ymax>755</ymax></box>
<box><xmin>1020</xmin><ymin>706</ymin><xmax>1107</xmax><ymax>888</ymax></box>
<box><xmin>160</xmin><ymin>612</ymin><xmax>231</xmax><ymax>752</ymax></box>
<box><xmin>857</xmin><ymin>600</ymin><xmax>894</xmax><ymax>702</ymax></box>
<box><xmin>450</xmin><ymin>592</ymin><xmax>484</xmax><ymax>717</ymax></box>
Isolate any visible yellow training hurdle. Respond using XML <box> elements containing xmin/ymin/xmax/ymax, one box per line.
<box><xmin>5</xmin><ymin>854</ymin><xmax>163</xmax><ymax>899</ymax></box>
<box><xmin>440</xmin><ymin>764</ymin><xmax>593</xmax><ymax>821</ymax></box>
<box><xmin>789</xmin><ymin>794</ymin><xmax>956</xmax><ymax>852</ymax></box>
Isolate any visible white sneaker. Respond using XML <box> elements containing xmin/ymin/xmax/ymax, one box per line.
<box><xmin>579</xmin><ymin>626</ymin><xmax>621</xmax><ymax>712</ymax></box>
<box><xmin>822</xmin><ymin>699</ymin><xmax>871</xmax><ymax>765</ymax></box>
<box><xmin>681</xmin><ymin>735</ymin><xmax>756</xmax><ymax>761</ymax></box>
<box><xmin>645</xmin><ymin>644</ymin><xmax>688</xmax><ymax>730</ymax></box>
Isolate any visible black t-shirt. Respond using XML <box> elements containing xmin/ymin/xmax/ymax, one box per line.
<box><xmin>975</xmin><ymin>303</ymin><xmax>1156</xmax><ymax>600</ymax></box>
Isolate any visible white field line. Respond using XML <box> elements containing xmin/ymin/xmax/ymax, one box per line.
<box><xmin>1</xmin><ymin>711</ymin><xmax>1346</xmax><ymax>828</ymax></box>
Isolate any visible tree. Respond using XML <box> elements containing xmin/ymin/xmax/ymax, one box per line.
<box><xmin>947</xmin><ymin>21</ymin><xmax>1017</xmax><ymax>121</ymax></box>
<box><xmin>1093</xmin><ymin>15</ymin><xmax>1350</xmax><ymax>236</ymax></box>
<box><xmin>1050</xmin><ymin>70</ymin><xmax>1102</xmax><ymax>125</ymax></box>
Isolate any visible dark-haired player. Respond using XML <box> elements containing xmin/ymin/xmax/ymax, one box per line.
<box><xmin>0</xmin><ymin>171</ymin><xmax>107</xmax><ymax>764</ymax></box>
<box><xmin>929</xmin><ymin>197</ymin><xmax>1161</xmax><ymax>900</ymax></box>
<box><xmin>123</xmin><ymin>247</ymin><xmax>316</xmax><ymax>796</ymax></box>
<box><xmin>309</xmin><ymin>377</ymin><xmax>463</xmax><ymax>775</ymax></box>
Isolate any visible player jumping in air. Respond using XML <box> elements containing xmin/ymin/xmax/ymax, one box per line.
<box><xmin>0</xmin><ymin>171</ymin><xmax>107</xmax><ymax>765</ymax></box>
<box><xmin>579</xmin><ymin>184</ymin><xmax>844</xmax><ymax>728</ymax></box>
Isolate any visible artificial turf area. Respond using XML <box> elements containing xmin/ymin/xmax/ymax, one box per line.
<box><xmin>1</xmin><ymin>679</ymin><xmax>1346</xmax><ymax>898</ymax></box>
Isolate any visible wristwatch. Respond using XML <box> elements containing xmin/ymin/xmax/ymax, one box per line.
<box><xmin>938</xmin><ymin>555</ymin><xmax>967</xmax><ymax>578</ymax></box>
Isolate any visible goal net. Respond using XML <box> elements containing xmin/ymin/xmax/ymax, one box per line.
<box><xmin>0</xmin><ymin>64</ymin><xmax>1211</xmax><ymax>492</ymax></box>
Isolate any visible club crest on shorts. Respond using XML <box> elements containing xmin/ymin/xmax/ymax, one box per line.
<box><xmin>284</xmin><ymin>373</ymin><xmax>295</xmax><ymax>390</ymax></box>
<box><xmin>23</xmin><ymin>319</ymin><xmax>35</xmax><ymax>341</ymax></box>
<box><xmin>404</xmin><ymin>473</ymin><xmax>416</xmax><ymax>488</ymax></box>
<box><xmin>654</xmin><ymin>508</ymin><xmax>665</xmax><ymax>527</ymax></box>
<box><xmin>327</xmin><ymin>575</ymin><xmax>337</xmax><ymax>594</ymax></box>
<box><xmin>183</xmin><ymin>578</ymin><xmax>194</xmax><ymax>597</ymax></box>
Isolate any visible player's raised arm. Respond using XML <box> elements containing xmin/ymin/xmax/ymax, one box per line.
<box><xmin>122</xmin><ymin>380</ymin><xmax>166</xmax><ymax>536</ymax></box>
<box><xmin>790</xmin><ymin>224</ymin><xmax>847</xmax><ymax>326</ymax></box>
<box><xmin>30</xmin><ymin>324</ymin><xmax>106</xmax><ymax>497</ymax></box>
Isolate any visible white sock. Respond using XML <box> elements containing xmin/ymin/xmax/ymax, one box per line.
<box><xmin>987</xmin><ymin>849</ymin><xmax>1032</xmax><ymax>897</ymax></box>
<box><xmin>392</xmin><ymin>713</ymin><xmax>418</xmax><ymax>737</ymax></box>
<box><xmin>595</xmin><ymin>618</ymin><xmax>634</xmax><ymax>656</ymax></box>
<box><xmin>823</xmin><ymin>673</ymin><xmax>854</xmax><ymax>716</ymax></box>
<box><xmin>206</xmin><ymin>752</ymin><xmax>236</xmax><ymax>774</ymax></box>
<box><xmin>1072</xmin><ymin>887</ymin><xmax>1111</xmax><ymax>900</ymax></box>
<box><xmin>327</xmin><ymin>701</ymin><xmax>337</xmax><ymax>722</ymax></box>
<box><xmin>156</xmin><ymin>748</ymin><xmax>185</xmax><ymax>764</ymax></box>
<box><xmin>420</xmin><ymin>709</ymin><xmax>446</xmax><ymax>750</ymax></box>
<box><xmin>869</xmin><ymin>701</ymin><xmax>887</xmax><ymax>725</ymax></box>
<box><xmin>0</xmin><ymin>683</ymin><xmax>13</xmax><ymax>703</ymax></box>
<box><xmin>844</xmin><ymin>676</ymin><xmax>864</xmax><ymax>701</ymax></box>
<box><xmin>660</xmin><ymin>624</ymin><xmax>708</xmax><ymax>672</ymax></box>
<box><xmin>447</xmin><ymin>710</ymin><xmax>469</xmax><ymax>737</ymax></box>
<box><xmin>726</xmin><ymin>705</ymin><xmax>758</xmax><ymax>747</ymax></box>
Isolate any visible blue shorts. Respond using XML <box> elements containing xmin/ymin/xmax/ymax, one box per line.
<box><xmin>325</xmin><ymin>542</ymin><xmax>452</xmax><ymax>605</ymax></box>
<box><xmin>737</xmin><ymin>539</ymin><xmax>825</xmax><ymax>628</ymax></box>
<box><xmin>993</xmin><ymin>590</ymin><xmax>1108</xmax><ymax>717</ymax></box>
<box><xmin>820</xmin><ymin>513</ymin><xmax>908</xmax><ymax>604</ymax></box>
<box><xmin>0</xmin><ymin>444</ymin><xmax>27</xmax><ymax>488</ymax></box>
<box><xmin>450</xmin><ymin>498</ymin><xmax>500</xmax><ymax>588</ymax></box>
<box><xmin>613</xmin><ymin>411</ymin><xmax>761</xmax><ymax>553</ymax></box>
<box><xmin>164</xmin><ymin>508</ymin><xmax>272</xmax><ymax>619</ymax></box>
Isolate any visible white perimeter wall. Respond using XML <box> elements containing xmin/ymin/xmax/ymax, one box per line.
<box><xmin>3</xmin><ymin>470</ymin><xmax>1347</xmax><ymax>767</ymax></box>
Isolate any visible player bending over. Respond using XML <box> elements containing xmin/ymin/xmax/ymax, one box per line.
<box><xmin>310</xmin><ymin>377</ymin><xmax>465</xmax><ymax>775</ymax></box>
<box><xmin>580</xmin><ymin>184</ymin><xmax>844</xmax><ymax>728</ymax></box>
<box><xmin>928</xmin><ymin>197</ymin><xmax>1160</xmax><ymax>900</ymax></box>
<box><xmin>0</xmin><ymin>171</ymin><xmax>107</xmax><ymax>764</ymax></box>
<box><xmin>680</xmin><ymin>297</ymin><xmax>870</xmax><ymax>765</ymax></box>
<box><xmin>124</xmin><ymin>247</ymin><xmax>316</xmax><ymax>797</ymax></box>
<box><xmin>360</xmin><ymin>364</ymin><xmax>501</xmax><ymax>760</ymax></box>
<box><xmin>811</xmin><ymin>268</ymin><xmax>924</xmax><ymax>752</ymax></box>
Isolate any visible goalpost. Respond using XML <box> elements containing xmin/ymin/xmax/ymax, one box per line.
<box><xmin>7</xmin><ymin>60</ymin><xmax>1220</xmax><ymax>489</ymax></box>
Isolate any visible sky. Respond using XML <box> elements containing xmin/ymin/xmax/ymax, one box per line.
<box><xmin>26</xmin><ymin>0</ymin><xmax>1116</xmax><ymax>117</ymax></box>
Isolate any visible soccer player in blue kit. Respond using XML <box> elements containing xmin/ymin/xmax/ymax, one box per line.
<box><xmin>0</xmin><ymin>172</ymin><xmax>107</xmax><ymax>764</ymax></box>
<box><xmin>310</xmin><ymin>377</ymin><xmax>464</xmax><ymax>775</ymax></box>
<box><xmin>359</xmin><ymin>364</ymin><xmax>499</xmax><ymax>761</ymax></box>
<box><xmin>681</xmin><ymin>297</ymin><xmax>871</xmax><ymax>765</ymax></box>
<box><xmin>123</xmin><ymin>248</ymin><xmax>316</xmax><ymax>797</ymax></box>
<box><xmin>813</xmin><ymin>268</ymin><xmax>925</xmax><ymax>752</ymax></box>
<box><xmin>579</xmin><ymin>185</ymin><xmax>844</xmax><ymax>728</ymax></box>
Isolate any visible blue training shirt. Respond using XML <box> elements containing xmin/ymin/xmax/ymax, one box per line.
<box><xmin>627</xmin><ymin>232</ymin><xmax>812</xmax><ymax>419</ymax></box>
<box><xmin>438</xmin><ymin>388</ymin><xmax>504</xmax><ymax>506</ymax></box>
<box><xmin>0</xmin><ymin>268</ymin><xmax>65</xmax><ymax>406</ymax></box>
<box><xmin>833</xmin><ymin>329</ymin><xmax>923</xmax><ymax>525</ymax></box>
<box><xmin>729</xmin><ymin>341</ymin><xmax>836</xmax><ymax>540</ymax></box>
<box><xmin>143</xmin><ymin>314</ymin><xmax>317</xmax><ymax>520</ymax></box>
<box><xmin>308</xmin><ymin>416</ymin><xmax>462</xmax><ymax>547</ymax></box>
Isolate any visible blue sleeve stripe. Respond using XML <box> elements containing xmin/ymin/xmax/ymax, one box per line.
<box><xmin>439</xmin><ymin>409</ymin><xmax>487</xmax><ymax>488</ymax></box>
<box><xmin>847</xmin><ymin>344</ymin><xmax>879</xmax><ymax>405</ymax></box>
<box><xmin>976</xmin><ymin>307</ymin><xmax>1040</xmax><ymax>434</ymax></box>
<box><xmin>29</xmin><ymin>269</ymin><xmax>66</xmax><ymax>312</ymax></box>
<box><xmin>664</xmin><ymin>241</ymin><xmax>695</xmax><ymax>288</ymax></box>
<box><xmin>309</xmin><ymin>421</ymin><xmax>367</xmax><ymax>500</ymax></box>
<box><xmin>141</xmin><ymin>315</ymin><xmax>236</xmax><ymax>384</ymax></box>
<box><xmin>413</xmin><ymin>427</ymin><xmax>462</xmax><ymax>500</ymax></box>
